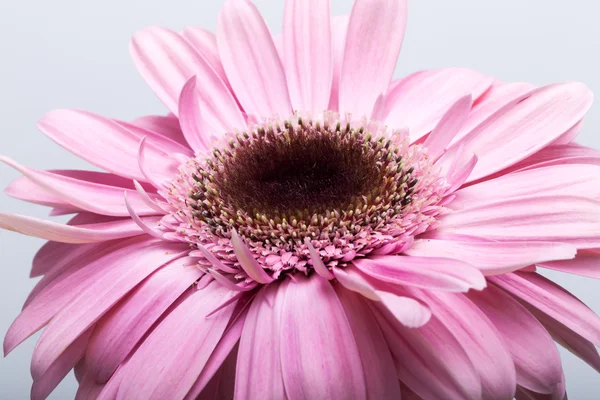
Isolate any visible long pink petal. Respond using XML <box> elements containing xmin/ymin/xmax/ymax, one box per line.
<box><xmin>131</xmin><ymin>114</ymin><xmax>187</xmax><ymax>146</ymax></box>
<box><xmin>217</xmin><ymin>0</ymin><xmax>291</xmax><ymax>119</ymax></box>
<box><xmin>423</xmin><ymin>95</ymin><xmax>472</xmax><ymax>160</ymax></box>
<box><xmin>38</xmin><ymin>109</ymin><xmax>170</xmax><ymax>182</ymax></box>
<box><xmin>231</xmin><ymin>230</ymin><xmax>274</xmax><ymax>284</ymax></box>
<box><xmin>499</xmin><ymin>143</ymin><xmax>600</xmax><ymax>174</ymax></box>
<box><xmin>339</xmin><ymin>0</ymin><xmax>407</xmax><ymax>117</ymax></box>
<box><xmin>234</xmin><ymin>283</ymin><xmax>287</xmax><ymax>400</ymax></box>
<box><xmin>31</xmin><ymin>329</ymin><xmax>92</xmax><ymax>400</ymax></box>
<box><xmin>5</xmin><ymin>175</ymin><xmax>73</xmax><ymax>210</ymax></box>
<box><xmin>415</xmin><ymin>290</ymin><xmax>517</xmax><ymax>399</ymax></box>
<box><xmin>439</xmin><ymin>82</ymin><xmax>593</xmax><ymax>182</ymax></box>
<box><xmin>491</xmin><ymin>272</ymin><xmax>600</xmax><ymax>346</ymax></box>
<box><xmin>333</xmin><ymin>266</ymin><xmax>431</xmax><ymax>328</ymax></box>
<box><xmin>327</xmin><ymin>16</ymin><xmax>349</xmax><ymax>112</ymax></box>
<box><xmin>1</xmin><ymin>157</ymin><xmax>160</xmax><ymax>217</ymax></box>
<box><xmin>178</xmin><ymin>76</ymin><xmax>212</xmax><ymax>152</ymax></box>
<box><xmin>452</xmin><ymin>164</ymin><xmax>600</xmax><ymax>210</ymax></box>
<box><xmin>283</xmin><ymin>0</ymin><xmax>332</xmax><ymax>113</ymax></box>
<box><xmin>31</xmin><ymin>241</ymin><xmax>88</xmax><ymax>278</ymax></box>
<box><xmin>406</xmin><ymin>239</ymin><xmax>576</xmax><ymax>275</ymax></box>
<box><xmin>385</xmin><ymin>68</ymin><xmax>493</xmax><ymax>141</ymax></box>
<box><xmin>353</xmin><ymin>255</ymin><xmax>486</xmax><ymax>292</ymax></box>
<box><xmin>30</xmin><ymin>242</ymin><xmax>188</xmax><ymax>380</ymax></box>
<box><xmin>540</xmin><ymin>250</ymin><xmax>600</xmax><ymax>279</ymax></box>
<box><xmin>0</xmin><ymin>213</ymin><xmax>152</xmax><ymax>244</ymax></box>
<box><xmin>373</xmin><ymin>303</ymin><xmax>482</xmax><ymax>400</ymax></box>
<box><xmin>85</xmin><ymin>257</ymin><xmax>202</xmax><ymax>383</ymax></box>
<box><xmin>335</xmin><ymin>287</ymin><xmax>401</xmax><ymax>399</ymax></box>
<box><xmin>432</xmin><ymin>195</ymin><xmax>600</xmax><ymax>248</ymax></box>
<box><xmin>468</xmin><ymin>285</ymin><xmax>563</xmax><ymax>395</ymax></box>
<box><xmin>280</xmin><ymin>276</ymin><xmax>366</xmax><ymax>399</ymax></box>
<box><xmin>116</xmin><ymin>283</ymin><xmax>237</xmax><ymax>400</ymax></box>
<box><xmin>115</xmin><ymin>119</ymin><xmax>193</xmax><ymax>156</ymax></box>
<box><xmin>182</xmin><ymin>27</ymin><xmax>230</xmax><ymax>87</ymax></box>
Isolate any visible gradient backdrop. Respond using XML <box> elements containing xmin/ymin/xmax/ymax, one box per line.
<box><xmin>1</xmin><ymin>0</ymin><xmax>599</xmax><ymax>398</ymax></box>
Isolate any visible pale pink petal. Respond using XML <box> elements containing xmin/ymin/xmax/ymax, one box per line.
<box><xmin>116</xmin><ymin>283</ymin><xmax>237</xmax><ymax>399</ymax></box>
<box><xmin>353</xmin><ymin>255</ymin><xmax>486</xmax><ymax>292</ymax></box>
<box><xmin>385</xmin><ymin>68</ymin><xmax>493</xmax><ymax>141</ymax></box>
<box><xmin>133</xmin><ymin>180</ymin><xmax>166</xmax><ymax>214</ymax></box>
<box><xmin>131</xmin><ymin>26</ymin><xmax>246</xmax><ymax>134</ymax></box>
<box><xmin>491</xmin><ymin>272</ymin><xmax>600</xmax><ymax>346</ymax></box>
<box><xmin>283</xmin><ymin>0</ymin><xmax>332</xmax><ymax>113</ymax></box>
<box><xmin>406</xmin><ymin>239</ymin><xmax>576</xmax><ymax>275</ymax></box>
<box><xmin>432</xmin><ymin>195</ymin><xmax>600</xmax><ymax>248</ymax></box>
<box><xmin>553</xmin><ymin>119</ymin><xmax>583</xmax><ymax>145</ymax></box>
<box><xmin>335</xmin><ymin>286</ymin><xmax>401</xmax><ymax>399</ymax></box>
<box><xmin>5</xmin><ymin>175</ymin><xmax>73</xmax><ymax>210</ymax></box>
<box><xmin>451</xmin><ymin>164</ymin><xmax>600</xmax><ymax>210</ymax></box>
<box><xmin>415</xmin><ymin>290</ymin><xmax>517</xmax><ymax>399</ymax></box>
<box><xmin>85</xmin><ymin>257</ymin><xmax>202</xmax><ymax>383</ymax></box>
<box><xmin>439</xmin><ymin>82</ymin><xmax>594</xmax><ymax>182</ymax></box>
<box><xmin>217</xmin><ymin>0</ymin><xmax>292</xmax><ymax>119</ymax></box>
<box><xmin>231</xmin><ymin>230</ymin><xmax>274</xmax><ymax>284</ymax></box>
<box><xmin>131</xmin><ymin>114</ymin><xmax>187</xmax><ymax>146</ymax></box>
<box><xmin>182</xmin><ymin>27</ymin><xmax>230</xmax><ymax>87</ymax></box>
<box><xmin>327</xmin><ymin>16</ymin><xmax>349</xmax><ymax>112</ymax></box>
<box><xmin>38</xmin><ymin>109</ymin><xmax>169</xmax><ymax>182</ymax></box>
<box><xmin>333</xmin><ymin>266</ymin><xmax>431</xmax><ymax>328</ymax></box>
<box><xmin>136</xmin><ymin>137</ymin><xmax>182</xmax><ymax>189</ymax></box>
<box><xmin>540</xmin><ymin>250</ymin><xmax>600</xmax><ymax>279</ymax></box>
<box><xmin>178</xmin><ymin>76</ymin><xmax>212</xmax><ymax>152</ymax></box>
<box><xmin>1</xmin><ymin>157</ymin><xmax>161</xmax><ymax>217</ymax></box>
<box><xmin>339</xmin><ymin>0</ymin><xmax>407</xmax><ymax>117</ymax></box>
<box><xmin>502</xmin><ymin>143</ymin><xmax>600</xmax><ymax>174</ymax></box>
<box><xmin>31</xmin><ymin>329</ymin><xmax>92</xmax><ymax>400</ymax></box>
<box><xmin>468</xmin><ymin>285</ymin><xmax>563</xmax><ymax>395</ymax></box>
<box><xmin>115</xmin><ymin>119</ymin><xmax>193</xmax><ymax>156</ymax></box>
<box><xmin>30</xmin><ymin>242</ymin><xmax>188</xmax><ymax>380</ymax></box>
<box><xmin>280</xmin><ymin>276</ymin><xmax>366</xmax><ymax>399</ymax></box>
<box><xmin>373</xmin><ymin>303</ymin><xmax>482</xmax><ymax>400</ymax></box>
<box><xmin>234</xmin><ymin>283</ymin><xmax>287</xmax><ymax>400</ymax></box>
<box><xmin>0</xmin><ymin>213</ymin><xmax>152</xmax><ymax>244</ymax></box>
<box><xmin>423</xmin><ymin>95</ymin><xmax>472</xmax><ymax>160</ymax></box>
<box><xmin>443</xmin><ymin>147</ymin><xmax>478</xmax><ymax>194</ymax></box>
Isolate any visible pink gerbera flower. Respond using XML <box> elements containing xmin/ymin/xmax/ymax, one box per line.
<box><xmin>2</xmin><ymin>0</ymin><xmax>600</xmax><ymax>398</ymax></box>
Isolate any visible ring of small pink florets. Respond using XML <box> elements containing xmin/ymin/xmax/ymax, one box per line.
<box><xmin>161</xmin><ymin>113</ymin><xmax>448</xmax><ymax>281</ymax></box>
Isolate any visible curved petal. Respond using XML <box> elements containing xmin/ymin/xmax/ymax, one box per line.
<box><xmin>5</xmin><ymin>175</ymin><xmax>73</xmax><ymax>210</ymax></box>
<box><xmin>116</xmin><ymin>283</ymin><xmax>237</xmax><ymax>400</ymax></box>
<box><xmin>115</xmin><ymin>119</ymin><xmax>193</xmax><ymax>156</ymax></box>
<box><xmin>231</xmin><ymin>230</ymin><xmax>274</xmax><ymax>284</ymax></box>
<box><xmin>182</xmin><ymin>27</ymin><xmax>230</xmax><ymax>87</ymax></box>
<box><xmin>468</xmin><ymin>285</ymin><xmax>563</xmax><ymax>395</ymax></box>
<box><xmin>353</xmin><ymin>255</ymin><xmax>486</xmax><ymax>292</ymax></box>
<box><xmin>131</xmin><ymin>114</ymin><xmax>187</xmax><ymax>146</ymax></box>
<box><xmin>178</xmin><ymin>76</ymin><xmax>212</xmax><ymax>152</ymax></box>
<box><xmin>406</xmin><ymin>239</ymin><xmax>576</xmax><ymax>275</ymax></box>
<box><xmin>217</xmin><ymin>0</ymin><xmax>291</xmax><ymax>119</ymax></box>
<box><xmin>339</xmin><ymin>0</ymin><xmax>407</xmax><ymax>117</ymax></box>
<box><xmin>280</xmin><ymin>276</ymin><xmax>366</xmax><ymax>400</ymax></box>
<box><xmin>283</xmin><ymin>0</ymin><xmax>332</xmax><ymax>113</ymax></box>
<box><xmin>423</xmin><ymin>95</ymin><xmax>472</xmax><ymax>160</ymax></box>
<box><xmin>131</xmin><ymin>26</ymin><xmax>246</xmax><ymax>134</ymax></box>
<box><xmin>540</xmin><ymin>250</ymin><xmax>600</xmax><ymax>279</ymax></box>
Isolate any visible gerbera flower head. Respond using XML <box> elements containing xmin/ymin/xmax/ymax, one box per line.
<box><xmin>2</xmin><ymin>0</ymin><xmax>600</xmax><ymax>399</ymax></box>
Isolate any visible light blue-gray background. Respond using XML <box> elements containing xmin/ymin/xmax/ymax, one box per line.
<box><xmin>1</xmin><ymin>0</ymin><xmax>599</xmax><ymax>398</ymax></box>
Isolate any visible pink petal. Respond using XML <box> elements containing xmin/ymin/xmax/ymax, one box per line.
<box><xmin>38</xmin><ymin>109</ymin><xmax>168</xmax><ymax>182</ymax></box>
<box><xmin>116</xmin><ymin>283</ymin><xmax>237</xmax><ymax>400</ymax></box>
<box><xmin>440</xmin><ymin>82</ymin><xmax>593</xmax><ymax>182</ymax></box>
<box><xmin>502</xmin><ymin>143</ymin><xmax>600</xmax><ymax>174</ymax></box>
<box><xmin>433</xmin><ymin>195</ymin><xmax>600</xmax><ymax>248</ymax></box>
<box><xmin>85</xmin><ymin>257</ymin><xmax>202</xmax><ymax>383</ymax></box>
<box><xmin>353</xmin><ymin>255</ymin><xmax>486</xmax><ymax>292</ymax></box>
<box><xmin>327</xmin><ymin>16</ymin><xmax>349</xmax><ymax>112</ymax></box>
<box><xmin>373</xmin><ymin>303</ymin><xmax>482</xmax><ymax>400</ymax></box>
<box><xmin>406</xmin><ymin>239</ymin><xmax>576</xmax><ymax>275</ymax></box>
<box><xmin>5</xmin><ymin>175</ymin><xmax>73</xmax><ymax>210</ymax></box>
<box><xmin>423</xmin><ymin>95</ymin><xmax>472</xmax><ymax>160</ymax></box>
<box><xmin>74</xmin><ymin>374</ymin><xmax>104</xmax><ymax>400</ymax></box>
<box><xmin>280</xmin><ymin>276</ymin><xmax>366</xmax><ymax>399</ymax></box>
<box><xmin>305</xmin><ymin>240</ymin><xmax>334</xmax><ymax>280</ymax></box>
<box><xmin>182</xmin><ymin>27</ymin><xmax>230</xmax><ymax>87</ymax></box>
<box><xmin>234</xmin><ymin>283</ymin><xmax>287</xmax><ymax>400</ymax></box>
<box><xmin>416</xmin><ymin>290</ymin><xmax>517</xmax><ymax>399</ymax></box>
<box><xmin>335</xmin><ymin>286</ymin><xmax>401</xmax><ymax>399</ymax></box>
<box><xmin>491</xmin><ymin>272</ymin><xmax>600</xmax><ymax>346</ymax></box>
<box><xmin>553</xmin><ymin>119</ymin><xmax>583</xmax><ymax>145</ymax></box>
<box><xmin>217</xmin><ymin>0</ymin><xmax>291</xmax><ymax>119</ymax></box>
<box><xmin>115</xmin><ymin>119</ymin><xmax>193</xmax><ymax>156</ymax></box>
<box><xmin>131</xmin><ymin>26</ymin><xmax>245</xmax><ymax>134</ymax></box>
<box><xmin>468</xmin><ymin>285</ymin><xmax>563</xmax><ymax>395</ymax></box>
<box><xmin>178</xmin><ymin>76</ymin><xmax>212</xmax><ymax>152</ymax></box>
<box><xmin>31</xmin><ymin>241</ymin><xmax>87</xmax><ymax>278</ymax></box>
<box><xmin>283</xmin><ymin>0</ymin><xmax>332</xmax><ymax>113</ymax></box>
<box><xmin>231</xmin><ymin>230</ymin><xmax>274</xmax><ymax>284</ymax></box>
<box><xmin>1</xmin><ymin>157</ymin><xmax>161</xmax><ymax>217</ymax></box>
<box><xmin>131</xmin><ymin>114</ymin><xmax>187</xmax><ymax>146</ymax></box>
<box><xmin>452</xmin><ymin>164</ymin><xmax>600</xmax><ymax>210</ymax></box>
<box><xmin>333</xmin><ymin>266</ymin><xmax>431</xmax><ymax>328</ymax></box>
<box><xmin>31</xmin><ymin>329</ymin><xmax>92</xmax><ymax>400</ymax></box>
<box><xmin>30</xmin><ymin>241</ymin><xmax>188</xmax><ymax>380</ymax></box>
<box><xmin>0</xmin><ymin>213</ymin><xmax>153</xmax><ymax>244</ymax></box>
<box><xmin>339</xmin><ymin>0</ymin><xmax>407</xmax><ymax>117</ymax></box>
<box><xmin>385</xmin><ymin>68</ymin><xmax>493</xmax><ymax>141</ymax></box>
<box><xmin>540</xmin><ymin>250</ymin><xmax>600</xmax><ymax>279</ymax></box>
